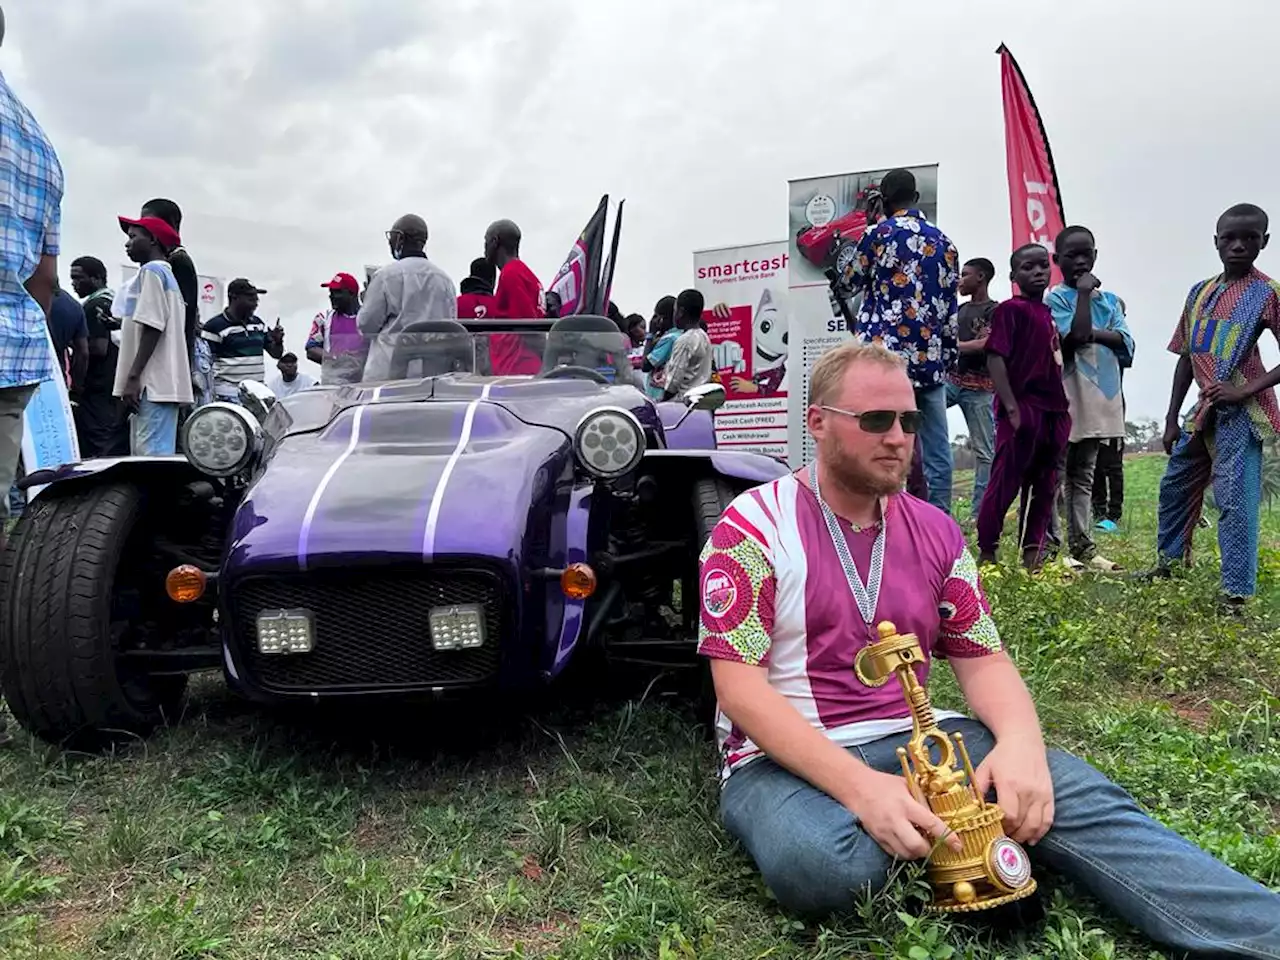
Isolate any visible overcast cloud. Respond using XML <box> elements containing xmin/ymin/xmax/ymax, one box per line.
<box><xmin>4</xmin><ymin>0</ymin><xmax>1278</xmax><ymax>432</ymax></box>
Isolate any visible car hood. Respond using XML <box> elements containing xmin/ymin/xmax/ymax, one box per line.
<box><xmin>227</xmin><ymin>386</ymin><xmax>573</xmax><ymax>573</ymax></box>
<box><xmin>264</xmin><ymin>373</ymin><xmax>659</xmax><ymax>440</ymax></box>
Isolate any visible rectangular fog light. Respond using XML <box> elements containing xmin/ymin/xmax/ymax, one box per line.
<box><xmin>257</xmin><ymin>608</ymin><xmax>315</xmax><ymax>655</ymax></box>
<box><xmin>429</xmin><ymin>604</ymin><xmax>486</xmax><ymax>651</ymax></box>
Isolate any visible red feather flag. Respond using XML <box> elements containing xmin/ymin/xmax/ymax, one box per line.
<box><xmin>998</xmin><ymin>44</ymin><xmax>1066</xmax><ymax>288</ymax></box>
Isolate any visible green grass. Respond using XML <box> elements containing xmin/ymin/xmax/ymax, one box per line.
<box><xmin>0</xmin><ymin>453</ymin><xmax>1277</xmax><ymax>959</ymax></box>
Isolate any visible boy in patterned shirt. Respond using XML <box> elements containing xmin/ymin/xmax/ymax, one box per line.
<box><xmin>1151</xmin><ymin>203</ymin><xmax>1280</xmax><ymax>611</ymax></box>
<box><xmin>697</xmin><ymin>341</ymin><xmax>1279</xmax><ymax>952</ymax></box>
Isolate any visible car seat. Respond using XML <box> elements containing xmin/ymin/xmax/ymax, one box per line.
<box><xmin>386</xmin><ymin>319</ymin><xmax>474</xmax><ymax>379</ymax></box>
<box><xmin>541</xmin><ymin>315</ymin><xmax>635</xmax><ymax>385</ymax></box>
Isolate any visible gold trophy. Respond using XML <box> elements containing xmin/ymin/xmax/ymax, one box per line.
<box><xmin>855</xmin><ymin>621</ymin><xmax>1037</xmax><ymax>913</ymax></box>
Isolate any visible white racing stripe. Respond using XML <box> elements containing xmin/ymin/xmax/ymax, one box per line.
<box><xmin>297</xmin><ymin>403</ymin><xmax>371</xmax><ymax>570</ymax></box>
<box><xmin>422</xmin><ymin>382</ymin><xmax>495</xmax><ymax>559</ymax></box>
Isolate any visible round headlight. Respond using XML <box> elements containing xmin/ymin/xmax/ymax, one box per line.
<box><xmin>574</xmin><ymin>406</ymin><xmax>645</xmax><ymax>479</ymax></box>
<box><xmin>181</xmin><ymin>402</ymin><xmax>262</xmax><ymax>477</ymax></box>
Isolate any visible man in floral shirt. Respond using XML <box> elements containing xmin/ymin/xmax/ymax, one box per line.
<box><xmin>698</xmin><ymin>341</ymin><xmax>1280</xmax><ymax>954</ymax></box>
<box><xmin>848</xmin><ymin>168</ymin><xmax>959</xmax><ymax>515</ymax></box>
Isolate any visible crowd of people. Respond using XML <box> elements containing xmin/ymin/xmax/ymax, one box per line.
<box><xmin>836</xmin><ymin>167</ymin><xmax>1278</xmax><ymax>612</ymax></box>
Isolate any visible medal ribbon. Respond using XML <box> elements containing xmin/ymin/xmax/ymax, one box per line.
<box><xmin>811</xmin><ymin>465</ymin><xmax>886</xmax><ymax>627</ymax></box>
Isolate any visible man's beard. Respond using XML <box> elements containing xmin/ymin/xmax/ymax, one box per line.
<box><xmin>821</xmin><ymin>434</ymin><xmax>909</xmax><ymax>498</ymax></box>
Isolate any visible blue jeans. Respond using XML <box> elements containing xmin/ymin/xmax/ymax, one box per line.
<box><xmin>1157</xmin><ymin>408</ymin><xmax>1262</xmax><ymax>598</ymax></box>
<box><xmin>721</xmin><ymin>719</ymin><xmax>1280</xmax><ymax>956</ymax></box>
<box><xmin>915</xmin><ymin>384</ymin><xmax>953</xmax><ymax>515</ymax></box>
<box><xmin>130</xmin><ymin>391</ymin><xmax>181</xmax><ymax>457</ymax></box>
<box><xmin>946</xmin><ymin>383</ymin><xmax>995</xmax><ymax>518</ymax></box>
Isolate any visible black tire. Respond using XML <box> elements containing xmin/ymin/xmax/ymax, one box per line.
<box><xmin>690</xmin><ymin>476</ymin><xmax>742</xmax><ymax>732</ymax></box>
<box><xmin>0</xmin><ymin>482</ymin><xmax>187</xmax><ymax>749</ymax></box>
<box><xmin>692</xmin><ymin>476</ymin><xmax>739</xmax><ymax>547</ymax></box>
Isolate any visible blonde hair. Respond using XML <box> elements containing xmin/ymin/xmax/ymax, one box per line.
<box><xmin>808</xmin><ymin>340</ymin><xmax>907</xmax><ymax>408</ymax></box>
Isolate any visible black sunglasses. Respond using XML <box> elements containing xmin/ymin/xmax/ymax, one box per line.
<box><xmin>820</xmin><ymin>405</ymin><xmax>922</xmax><ymax>434</ymax></box>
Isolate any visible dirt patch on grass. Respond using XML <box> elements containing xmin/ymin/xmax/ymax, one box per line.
<box><xmin>488</xmin><ymin>910</ymin><xmax>577</xmax><ymax>956</ymax></box>
<box><xmin>1165</xmin><ymin>693</ymin><xmax>1214</xmax><ymax>730</ymax></box>
<box><xmin>350</xmin><ymin>808</ymin><xmax>408</xmax><ymax>852</ymax></box>
<box><xmin>45</xmin><ymin>900</ymin><xmax>99</xmax><ymax>947</ymax></box>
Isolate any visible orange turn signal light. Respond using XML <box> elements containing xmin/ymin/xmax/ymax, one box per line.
<box><xmin>560</xmin><ymin>563</ymin><xmax>597</xmax><ymax>600</ymax></box>
<box><xmin>166</xmin><ymin>564</ymin><xmax>207</xmax><ymax>603</ymax></box>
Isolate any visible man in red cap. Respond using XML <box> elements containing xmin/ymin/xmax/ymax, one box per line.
<box><xmin>112</xmin><ymin>215</ymin><xmax>193</xmax><ymax>455</ymax></box>
<box><xmin>306</xmin><ymin>271</ymin><xmax>365</xmax><ymax>384</ymax></box>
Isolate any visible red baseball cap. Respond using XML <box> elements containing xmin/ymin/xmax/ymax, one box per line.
<box><xmin>321</xmin><ymin>272</ymin><xmax>359</xmax><ymax>294</ymax></box>
<box><xmin>118</xmin><ymin>215</ymin><xmax>180</xmax><ymax>251</ymax></box>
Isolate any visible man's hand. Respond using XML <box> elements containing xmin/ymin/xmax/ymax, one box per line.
<box><xmin>122</xmin><ymin>373</ymin><xmax>143</xmax><ymax>413</ymax></box>
<box><xmin>1074</xmin><ymin>271</ymin><xmax>1100</xmax><ymax>294</ymax></box>
<box><xmin>712</xmin><ymin>302</ymin><xmax>731</xmax><ymax>320</ymax></box>
<box><xmin>1203</xmin><ymin>382</ymin><xmax>1249</xmax><ymax>406</ymax></box>
<box><xmin>973</xmin><ymin>736</ymin><xmax>1054</xmax><ymax>846</ymax></box>
<box><xmin>1005</xmin><ymin>402</ymin><xmax>1022</xmax><ymax>433</ymax></box>
<box><xmin>847</xmin><ymin>770</ymin><xmax>963</xmax><ymax>861</ymax></box>
<box><xmin>864</xmin><ymin>192</ymin><xmax>885</xmax><ymax>226</ymax></box>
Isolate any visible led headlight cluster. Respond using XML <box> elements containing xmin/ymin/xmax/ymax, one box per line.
<box><xmin>181</xmin><ymin>402</ymin><xmax>262</xmax><ymax>477</ymax></box>
<box><xmin>428</xmin><ymin>604</ymin><xmax>486</xmax><ymax>650</ymax></box>
<box><xmin>574</xmin><ymin>406</ymin><xmax>645</xmax><ymax>479</ymax></box>
<box><xmin>256</xmin><ymin>609</ymin><xmax>315</xmax><ymax>655</ymax></box>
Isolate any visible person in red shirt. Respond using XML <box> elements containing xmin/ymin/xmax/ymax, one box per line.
<box><xmin>484</xmin><ymin>219</ymin><xmax>546</xmax><ymax>375</ymax></box>
<box><xmin>457</xmin><ymin>258</ymin><xmax>497</xmax><ymax>320</ymax></box>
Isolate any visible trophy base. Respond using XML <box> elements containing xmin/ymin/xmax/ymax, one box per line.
<box><xmin>926</xmin><ymin>878</ymin><xmax>1038</xmax><ymax>914</ymax></box>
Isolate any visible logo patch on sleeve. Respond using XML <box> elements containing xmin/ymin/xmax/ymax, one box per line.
<box><xmin>702</xmin><ymin>569</ymin><xmax>737</xmax><ymax>618</ymax></box>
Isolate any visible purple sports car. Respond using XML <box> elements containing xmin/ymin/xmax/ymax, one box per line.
<box><xmin>0</xmin><ymin>316</ymin><xmax>789</xmax><ymax>748</ymax></box>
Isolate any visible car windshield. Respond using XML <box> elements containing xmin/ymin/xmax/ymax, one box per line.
<box><xmin>320</xmin><ymin>324</ymin><xmax>639</xmax><ymax>387</ymax></box>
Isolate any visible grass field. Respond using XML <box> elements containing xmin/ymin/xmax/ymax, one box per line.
<box><xmin>0</xmin><ymin>455</ymin><xmax>1277</xmax><ymax>959</ymax></box>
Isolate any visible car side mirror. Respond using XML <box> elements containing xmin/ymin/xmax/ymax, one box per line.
<box><xmin>684</xmin><ymin>383</ymin><xmax>725</xmax><ymax>413</ymax></box>
<box><xmin>668</xmin><ymin>382</ymin><xmax>725</xmax><ymax>432</ymax></box>
<box><xmin>238</xmin><ymin>380</ymin><xmax>277</xmax><ymax>423</ymax></box>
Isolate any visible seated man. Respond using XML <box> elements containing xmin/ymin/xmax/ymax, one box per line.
<box><xmin>698</xmin><ymin>341</ymin><xmax>1278</xmax><ymax>955</ymax></box>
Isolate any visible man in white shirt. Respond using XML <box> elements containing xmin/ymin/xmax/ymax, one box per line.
<box><xmin>358</xmin><ymin>214</ymin><xmax>457</xmax><ymax>381</ymax></box>
<box><xmin>268</xmin><ymin>352</ymin><xmax>316</xmax><ymax>399</ymax></box>
<box><xmin>113</xmin><ymin>215</ymin><xmax>194</xmax><ymax>455</ymax></box>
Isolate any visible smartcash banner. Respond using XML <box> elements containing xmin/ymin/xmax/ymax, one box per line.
<box><xmin>693</xmin><ymin>241</ymin><xmax>790</xmax><ymax>460</ymax></box>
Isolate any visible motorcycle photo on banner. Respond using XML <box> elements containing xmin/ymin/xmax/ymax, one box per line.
<box><xmin>693</xmin><ymin>241</ymin><xmax>790</xmax><ymax>460</ymax></box>
<box><xmin>786</xmin><ymin>164</ymin><xmax>939</xmax><ymax>468</ymax></box>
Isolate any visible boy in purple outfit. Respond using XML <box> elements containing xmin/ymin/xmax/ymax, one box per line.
<box><xmin>977</xmin><ymin>244</ymin><xmax>1072</xmax><ymax>568</ymax></box>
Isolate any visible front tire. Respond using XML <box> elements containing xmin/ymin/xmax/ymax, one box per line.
<box><xmin>690</xmin><ymin>476</ymin><xmax>743</xmax><ymax>732</ymax></box>
<box><xmin>0</xmin><ymin>483</ymin><xmax>187</xmax><ymax>749</ymax></box>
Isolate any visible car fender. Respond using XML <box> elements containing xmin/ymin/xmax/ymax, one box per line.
<box><xmin>655</xmin><ymin>402</ymin><xmax>715</xmax><ymax>450</ymax></box>
<box><xmin>544</xmin><ymin>482</ymin><xmax>593</xmax><ymax>679</ymax></box>
<box><xmin>18</xmin><ymin>455</ymin><xmax>204</xmax><ymax>499</ymax></box>
<box><xmin>641</xmin><ymin>448</ymin><xmax>790</xmax><ymax>486</ymax></box>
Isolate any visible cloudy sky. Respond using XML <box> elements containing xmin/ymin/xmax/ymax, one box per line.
<box><xmin>5</xmin><ymin>0</ymin><xmax>1278</xmax><ymax>431</ymax></box>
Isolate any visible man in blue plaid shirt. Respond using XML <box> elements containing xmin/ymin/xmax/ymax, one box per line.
<box><xmin>0</xmin><ymin>7</ymin><xmax>64</xmax><ymax>538</ymax></box>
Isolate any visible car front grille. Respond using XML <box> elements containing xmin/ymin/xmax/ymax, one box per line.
<box><xmin>229</xmin><ymin>565</ymin><xmax>505</xmax><ymax>692</ymax></box>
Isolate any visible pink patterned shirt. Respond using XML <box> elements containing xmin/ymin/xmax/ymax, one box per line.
<box><xmin>697</xmin><ymin>473</ymin><xmax>1001</xmax><ymax>780</ymax></box>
